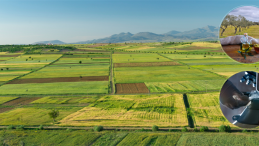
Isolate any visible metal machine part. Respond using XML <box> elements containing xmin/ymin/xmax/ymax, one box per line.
<box><xmin>240</xmin><ymin>71</ymin><xmax>256</xmax><ymax>87</ymax></box>
<box><xmin>232</xmin><ymin>93</ymin><xmax>259</xmax><ymax>128</ymax></box>
<box><xmin>220</xmin><ymin>80</ymin><xmax>249</xmax><ymax>110</ymax></box>
<box><xmin>231</xmin><ymin>72</ymin><xmax>259</xmax><ymax>128</ymax></box>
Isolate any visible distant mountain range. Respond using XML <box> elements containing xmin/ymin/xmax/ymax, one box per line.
<box><xmin>34</xmin><ymin>40</ymin><xmax>66</xmax><ymax>45</ymax></box>
<box><xmin>33</xmin><ymin>25</ymin><xmax>219</xmax><ymax>44</ymax></box>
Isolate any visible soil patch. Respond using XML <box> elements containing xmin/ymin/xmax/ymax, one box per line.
<box><xmin>0</xmin><ymin>55</ymin><xmax>20</xmax><ymax>57</ymax></box>
<box><xmin>54</xmin><ymin>62</ymin><xmax>109</xmax><ymax>65</ymax></box>
<box><xmin>0</xmin><ymin>107</ymin><xmax>14</xmax><ymax>113</ymax></box>
<box><xmin>222</xmin><ymin>45</ymin><xmax>259</xmax><ymax>63</ymax></box>
<box><xmin>114</xmin><ymin>62</ymin><xmax>181</xmax><ymax>67</ymax></box>
<box><xmin>116</xmin><ymin>83</ymin><xmax>149</xmax><ymax>94</ymax></box>
<box><xmin>3</xmin><ymin>97</ymin><xmax>41</xmax><ymax>106</ymax></box>
<box><xmin>7</xmin><ymin>76</ymin><xmax>109</xmax><ymax>84</ymax></box>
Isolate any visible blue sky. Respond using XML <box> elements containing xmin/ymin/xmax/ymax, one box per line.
<box><xmin>1</xmin><ymin>0</ymin><xmax>259</xmax><ymax>44</ymax></box>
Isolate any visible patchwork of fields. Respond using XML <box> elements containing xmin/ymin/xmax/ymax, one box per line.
<box><xmin>0</xmin><ymin>53</ymin><xmax>110</xmax><ymax>94</ymax></box>
<box><xmin>1</xmin><ymin>42</ymin><xmax>259</xmax><ymax>130</ymax></box>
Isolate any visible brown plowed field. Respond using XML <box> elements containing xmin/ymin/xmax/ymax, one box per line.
<box><xmin>3</xmin><ymin>97</ymin><xmax>41</xmax><ymax>106</ymax></box>
<box><xmin>7</xmin><ymin>76</ymin><xmax>109</xmax><ymax>84</ymax></box>
<box><xmin>54</xmin><ymin>62</ymin><xmax>109</xmax><ymax>65</ymax></box>
<box><xmin>222</xmin><ymin>45</ymin><xmax>259</xmax><ymax>63</ymax></box>
<box><xmin>115</xmin><ymin>83</ymin><xmax>149</xmax><ymax>94</ymax></box>
<box><xmin>0</xmin><ymin>107</ymin><xmax>14</xmax><ymax>113</ymax></box>
<box><xmin>114</xmin><ymin>62</ymin><xmax>181</xmax><ymax>67</ymax></box>
<box><xmin>0</xmin><ymin>55</ymin><xmax>20</xmax><ymax>57</ymax></box>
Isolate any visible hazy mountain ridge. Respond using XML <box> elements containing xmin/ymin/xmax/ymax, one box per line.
<box><xmin>34</xmin><ymin>40</ymin><xmax>65</xmax><ymax>44</ymax></box>
<box><xmin>34</xmin><ymin>25</ymin><xmax>219</xmax><ymax>44</ymax></box>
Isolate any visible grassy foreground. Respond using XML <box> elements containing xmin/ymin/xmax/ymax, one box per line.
<box><xmin>0</xmin><ymin>130</ymin><xmax>259</xmax><ymax>146</ymax></box>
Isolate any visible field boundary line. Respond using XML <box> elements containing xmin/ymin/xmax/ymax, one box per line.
<box><xmin>0</xmin><ymin>126</ymin><xmax>254</xmax><ymax>132</ymax></box>
<box><xmin>110</xmin><ymin>51</ymin><xmax>115</xmax><ymax>94</ymax></box>
<box><xmin>182</xmin><ymin>93</ymin><xmax>194</xmax><ymax>128</ymax></box>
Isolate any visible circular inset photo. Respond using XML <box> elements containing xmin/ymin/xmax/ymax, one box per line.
<box><xmin>219</xmin><ymin>6</ymin><xmax>259</xmax><ymax>63</ymax></box>
<box><xmin>220</xmin><ymin>71</ymin><xmax>259</xmax><ymax>128</ymax></box>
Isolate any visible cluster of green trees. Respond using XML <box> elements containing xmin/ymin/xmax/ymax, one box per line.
<box><xmin>0</xmin><ymin>45</ymin><xmax>25</xmax><ymax>53</ymax></box>
<box><xmin>0</xmin><ymin>45</ymin><xmax>77</xmax><ymax>53</ymax></box>
<box><xmin>162</xmin><ymin>41</ymin><xmax>192</xmax><ymax>46</ymax></box>
<box><xmin>220</xmin><ymin>14</ymin><xmax>255</xmax><ymax>36</ymax></box>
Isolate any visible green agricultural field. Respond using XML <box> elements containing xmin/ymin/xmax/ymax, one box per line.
<box><xmin>162</xmin><ymin>54</ymin><xmax>226</xmax><ymax>60</ymax></box>
<box><xmin>0</xmin><ymin>70</ymin><xmax>31</xmax><ymax>76</ymax></box>
<box><xmin>31</xmin><ymin>96</ymin><xmax>98</xmax><ymax>104</ymax></box>
<box><xmin>176</xmin><ymin>58</ymin><xmax>238</xmax><ymax>65</ymax></box>
<box><xmin>55</xmin><ymin>57</ymin><xmax>110</xmax><ymax>64</ymax></box>
<box><xmin>0</xmin><ymin>130</ymin><xmax>101</xmax><ymax>146</ymax></box>
<box><xmin>62</xmin><ymin>54</ymin><xmax>110</xmax><ymax>58</ymax></box>
<box><xmin>21</xmin><ymin>63</ymin><xmax>110</xmax><ymax>78</ymax></box>
<box><xmin>0</xmin><ymin>64</ymin><xmax>45</xmax><ymax>70</ymax></box>
<box><xmin>0</xmin><ymin>54</ymin><xmax>61</xmax><ymax>84</ymax></box>
<box><xmin>0</xmin><ymin>76</ymin><xmax>19</xmax><ymax>82</ymax></box>
<box><xmin>118</xmin><ymin>133</ymin><xmax>181</xmax><ymax>146</ymax></box>
<box><xmin>3</xmin><ymin>54</ymin><xmax>62</xmax><ymax>64</ymax></box>
<box><xmin>108</xmin><ymin>42</ymin><xmax>222</xmax><ymax>54</ymax></box>
<box><xmin>0</xmin><ymin>107</ymin><xmax>82</xmax><ymax>125</ymax></box>
<box><xmin>187</xmin><ymin>92</ymin><xmax>232</xmax><ymax>127</ymax></box>
<box><xmin>59</xmin><ymin>94</ymin><xmax>188</xmax><ymax>127</ymax></box>
<box><xmin>176</xmin><ymin>133</ymin><xmax>259</xmax><ymax>146</ymax></box>
<box><xmin>1</xmin><ymin>131</ymin><xmax>259</xmax><ymax>146</ymax></box>
<box><xmin>0</xmin><ymin>81</ymin><xmax>109</xmax><ymax>95</ymax></box>
<box><xmin>113</xmin><ymin>53</ymin><xmax>170</xmax><ymax>63</ymax></box>
<box><xmin>192</xmin><ymin>64</ymin><xmax>259</xmax><ymax>77</ymax></box>
<box><xmin>114</xmin><ymin>65</ymin><xmax>225</xmax><ymax>83</ymax></box>
<box><xmin>0</xmin><ymin>96</ymin><xmax>18</xmax><ymax>104</ymax></box>
<box><xmin>92</xmin><ymin>132</ymin><xmax>128</xmax><ymax>146</ymax></box>
<box><xmin>0</xmin><ymin>57</ymin><xmax>18</xmax><ymax>62</ymax></box>
<box><xmin>146</xmin><ymin>79</ymin><xmax>225</xmax><ymax>93</ymax></box>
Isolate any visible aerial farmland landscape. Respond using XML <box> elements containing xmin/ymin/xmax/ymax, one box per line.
<box><xmin>1</xmin><ymin>41</ymin><xmax>259</xmax><ymax>145</ymax></box>
<box><xmin>3</xmin><ymin>0</ymin><xmax>259</xmax><ymax>145</ymax></box>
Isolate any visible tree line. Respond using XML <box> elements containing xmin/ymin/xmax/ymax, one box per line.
<box><xmin>220</xmin><ymin>14</ymin><xmax>257</xmax><ymax>36</ymax></box>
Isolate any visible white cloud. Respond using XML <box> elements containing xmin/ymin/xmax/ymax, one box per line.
<box><xmin>229</xmin><ymin>6</ymin><xmax>259</xmax><ymax>22</ymax></box>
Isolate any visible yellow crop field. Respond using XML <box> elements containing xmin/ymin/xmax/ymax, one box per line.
<box><xmin>59</xmin><ymin>94</ymin><xmax>188</xmax><ymax>127</ymax></box>
<box><xmin>188</xmin><ymin>93</ymin><xmax>235</xmax><ymax>127</ymax></box>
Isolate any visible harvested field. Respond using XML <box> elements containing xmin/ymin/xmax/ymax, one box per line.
<box><xmin>222</xmin><ymin>45</ymin><xmax>259</xmax><ymax>63</ymax></box>
<box><xmin>114</xmin><ymin>61</ymin><xmax>181</xmax><ymax>67</ymax></box>
<box><xmin>0</xmin><ymin>107</ymin><xmax>14</xmax><ymax>113</ymax></box>
<box><xmin>3</xmin><ymin>97</ymin><xmax>41</xmax><ymax>106</ymax></box>
<box><xmin>7</xmin><ymin>76</ymin><xmax>109</xmax><ymax>84</ymax></box>
<box><xmin>116</xmin><ymin>83</ymin><xmax>149</xmax><ymax>94</ymax></box>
